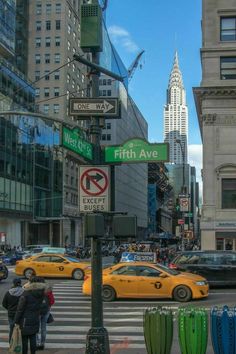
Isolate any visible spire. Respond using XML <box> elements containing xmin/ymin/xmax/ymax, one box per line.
<box><xmin>168</xmin><ymin>51</ymin><xmax>183</xmax><ymax>89</ymax></box>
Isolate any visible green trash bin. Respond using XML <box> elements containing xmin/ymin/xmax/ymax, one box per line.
<box><xmin>143</xmin><ymin>307</ymin><xmax>173</xmax><ymax>354</ymax></box>
<box><xmin>178</xmin><ymin>307</ymin><xmax>208</xmax><ymax>354</ymax></box>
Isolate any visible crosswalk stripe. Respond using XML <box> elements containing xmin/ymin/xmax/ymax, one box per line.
<box><xmin>1</xmin><ymin>279</ymin><xmax>181</xmax><ymax>351</ymax></box>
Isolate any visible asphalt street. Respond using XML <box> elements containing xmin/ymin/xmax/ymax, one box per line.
<box><xmin>1</xmin><ymin>266</ymin><xmax>236</xmax><ymax>353</ymax></box>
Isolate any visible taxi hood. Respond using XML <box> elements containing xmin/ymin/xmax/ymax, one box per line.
<box><xmin>177</xmin><ymin>271</ymin><xmax>206</xmax><ymax>282</ymax></box>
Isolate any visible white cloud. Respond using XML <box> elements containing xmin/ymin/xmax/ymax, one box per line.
<box><xmin>108</xmin><ymin>25</ymin><xmax>139</xmax><ymax>53</ymax></box>
<box><xmin>188</xmin><ymin>144</ymin><xmax>202</xmax><ymax>196</ymax></box>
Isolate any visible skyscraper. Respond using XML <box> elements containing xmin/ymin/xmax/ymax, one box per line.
<box><xmin>164</xmin><ymin>52</ymin><xmax>188</xmax><ymax>164</ymax></box>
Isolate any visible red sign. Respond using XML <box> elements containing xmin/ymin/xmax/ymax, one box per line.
<box><xmin>80</xmin><ymin>167</ymin><xmax>108</xmax><ymax>196</ymax></box>
<box><xmin>178</xmin><ymin>219</ymin><xmax>185</xmax><ymax>225</ymax></box>
<box><xmin>79</xmin><ymin>166</ymin><xmax>110</xmax><ymax>212</ymax></box>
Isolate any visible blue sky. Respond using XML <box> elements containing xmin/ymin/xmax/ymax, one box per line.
<box><xmin>105</xmin><ymin>0</ymin><xmax>203</xmax><ymax>187</ymax></box>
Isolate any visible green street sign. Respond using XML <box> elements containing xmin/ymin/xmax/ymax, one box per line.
<box><xmin>184</xmin><ymin>212</ymin><xmax>193</xmax><ymax>217</ymax></box>
<box><xmin>62</xmin><ymin>126</ymin><xmax>93</xmax><ymax>160</ymax></box>
<box><xmin>104</xmin><ymin>138</ymin><xmax>169</xmax><ymax>164</ymax></box>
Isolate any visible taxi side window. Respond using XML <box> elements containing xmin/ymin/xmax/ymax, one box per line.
<box><xmin>137</xmin><ymin>266</ymin><xmax>161</xmax><ymax>277</ymax></box>
<box><xmin>50</xmin><ymin>256</ymin><xmax>64</xmax><ymax>263</ymax></box>
<box><xmin>112</xmin><ymin>266</ymin><xmax>137</xmax><ymax>276</ymax></box>
<box><xmin>34</xmin><ymin>256</ymin><xmax>51</xmax><ymax>262</ymax></box>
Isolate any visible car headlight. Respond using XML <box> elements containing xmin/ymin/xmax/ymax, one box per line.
<box><xmin>195</xmin><ymin>281</ymin><xmax>207</xmax><ymax>286</ymax></box>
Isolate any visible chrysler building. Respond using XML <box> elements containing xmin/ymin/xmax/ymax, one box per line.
<box><xmin>163</xmin><ymin>52</ymin><xmax>188</xmax><ymax>164</ymax></box>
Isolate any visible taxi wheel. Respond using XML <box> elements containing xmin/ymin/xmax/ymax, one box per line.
<box><xmin>102</xmin><ymin>286</ymin><xmax>116</xmax><ymax>302</ymax></box>
<box><xmin>24</xmin><ymin>268</ymin><xmax>35</xmax><ymax>279</ymax></box>
<box><xmin>173</xmin><ymin>285</ymin><xmax>192</xmax><ymax>302</ymax></box>
<box><xmin>72</xmin><ymin>269</ymin><xmax>84</xmax><ymax>280</ymax></box>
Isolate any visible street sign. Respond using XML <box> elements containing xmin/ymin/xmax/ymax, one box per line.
<box><xmin>179</xmin><ymin>197</ymin><xmax>190</xmax><ymax>212</ymax></box>
<box><xmin>62</xmin><ymin>126</ymin><xmax>93</xmax><ymax>160</ymax></box>
<box><xmin>79</xmin><ymin>166</ymin><xmax>110</xmax><ymax>212</ymax></box>
<box><xmin>69</xmin><ymin>98</ymin><xmax>119</xmax><ymax>117</ymax></box>
<box><xmin>184</xmin><ymin>212</ymin><xmax>193</xmax><ymax>217</ymax></box>
<box><xmin>178</xmin><ymin>219</ymin><xmax>185</xmax><ymax>225</ymax></box>
<box><xmin>104</xmin><ymin>138</ymin><xmax>169</xmax><ymax>164</ymax></box>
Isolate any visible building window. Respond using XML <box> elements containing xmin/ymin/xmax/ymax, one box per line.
<box><xmin>54</xmin><ymin>53</ymin><xmax>60</xmax><ymax>63</ymax></box>
<box><xmin>68</xmin><ymin>40</ymin><xmax>71</xmax><ymax>51</ymax></box>
<box><xmin>44</xmin><ymin>87</ymin><xmax>50</xmax><ymax>97</ymax></box>
<box><xmin>35</xmin><ymin>88</ymin><xmax>40</xmax><ymax>97</ymax></box>
<box><xmin>107</xmin><ymin>79</ymin><xmax>112</xmax><ymax>85</ymax></box>
<box><xmin>68</xmin><ymin>24</ymin><xmax>71</xmax><ymax>34</ymax></box>
<box><xmin>45</xmin><ymin>37</ymin><xmax>51</xmax><ymax>47</ymax></box>
<box><xmin>67</xmin><ymin>74</ymin><xmax>70</xmax><ymax>83</ymax></box>
<box><xmin>55</xmin><ymin>36</ymin><xmax>61</xmax><ymax>46</ymax></box>
<box><xmin>36</xmin><ymin>4</ymin><xmax>42</xmax><ymax>15</ymax></box>
<box><xmin>68</xmin><ymin>9</ymin><xmax>71</xmax><ymax>18</ymax></box>
<box><xmin>222</xmin><ymin>179</ymin><xmax>236</xmax><ymax>208</ymax></box>
<box><xmin>106</xmin><ymin>134</ymin><xmax>111</xmax><ymax>141</ymax></box>
<box><xmin>107</xmin><ymin>90</ymin><xmax>111</xmax><ymax>96</ymax></box>
<box><xmin>54</xmin><ymin>87</ymin><xmax>60</xmax><ymax>97</ymax></box>
<box><xmin>45</xmin><ymin>54</ymin><xmax>50</xmax><ymax>64</ymax></box>
<box><xmin>46</xmin><ymin>20</ymin><xmax>51</xmax><ymax>30</ymax></box>
<box><xmin>35</xmin><ymin>54</ymin><xmax>41</xmax><ymax>64</ymax></box>
<box><xmin>45</xmin><ymin>70</ymin><xmax>50</xmax><ymax>80</ymax></box>
<box><xmin>35</xmin><ymin>38</ymin><xmax>41</xmax><ymax>47</ymax></box>
<box><xmin>54</xmin><ymin>104</ymin><xmax>59</xmax><ymax>114</ymax></box>
<box><xmin>36</xmin><ymin>21</ymin><xmax>41</xmax><ymax>31</ymax></box>
<box><xmin>43</xmin><ymin>104</ymin><xmax>49</xmax><ymax>114</ymax></box>
<box><xmin>106</xmin><ymin>122</ymin><xmax>111</xmax><ymax>129</ymax></box>
<box><xmin>101</xmin><ymin>134</ymin><xmax>106</xmax><ymax>141</ymax></box>
<box><xmin>221</xmin><ymin>17</ymin><xmax>236</xmax><ymax>41</ymax></box>
<box><xmin>55</xmin><ymin>3</ymin><xmax>61</xmax><ymax>13</ymax></box>
<box><xmin>54</xmin><ymin>71</ymin><xmax>60</xmax><ymax>80</ymax></box>
<box><xmin>72</xmin><ymin>80</ymin><xmax>75</xmax><ymax>89</ymax></box>
<box><xmin>35</xmin><ymin>71</ymin><xmax>40</xmax><ymax>81</ymax></box>
<box><xmin>220</xmin><ymin>57</ymin><xmax>236</xmax><ymax>79</ymax></box>
<box><xmin>46</xmin><ymin>4</ymin><xmax>52</xmax><ymax>14</ymax></box>
<box><xmin>56</xmin><ymin>20</ymin><xmax>61</xmax><ymax>30</ymax></box>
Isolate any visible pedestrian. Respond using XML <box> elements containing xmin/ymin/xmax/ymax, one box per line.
<box><xmin>36</xmin><ymin>278</ymin><xmax>55</xmax><ymax>350</ymax></box>
<box><xmin>2</xmin><ymin>278</ymin><xmax>24</xmax><ymax>342</ymax></box>
<box><xmin>14</xmin><ymin>276</ymin><xmax>46</xmax><ymax>354</ymax></box>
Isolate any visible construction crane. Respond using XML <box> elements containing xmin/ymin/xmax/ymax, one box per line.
<box><xmin>128</xmin><ymin>50</ymin><xmax>145</xmax><ymax>81</ymax></box>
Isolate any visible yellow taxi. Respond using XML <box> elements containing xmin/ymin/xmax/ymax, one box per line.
<box><xmin>83</xmin><ymin>262</ymin><xmax>209</xmax><ymax>302</ymax></box>
<box><xmin>15</xmin><ymin>253</ymin><xmax>90</xmax><ymax>280</ymax></box>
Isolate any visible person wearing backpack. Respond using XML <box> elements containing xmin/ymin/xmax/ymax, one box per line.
<box><xmin>2</xmin><ymin>278</ymin><xmax>24</xmax><ymax>341</ymax></box>
<box><xmin>36</xmin><ymin>278</ymin><xmax>55</xmax><ymax>350</ymax></box>
<box><xmin>14</xmin><ymin>276</ymin><xmax>45</xmax><ymax>354</ymax></box>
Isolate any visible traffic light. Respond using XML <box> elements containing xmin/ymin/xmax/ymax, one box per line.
<box><xmin>84</xmin><ymin>213</ymin><xmax>104</xmax><ymax>238</ymax></box>
<box><xmin>176</xmin><ymin>198</ymin><xmax>180</xmax><ymax>211</ymax></box>
<box><xmin>113</xmin><ymin>215</ymin><xmax>137</xmax><ymax>238</ymax></box>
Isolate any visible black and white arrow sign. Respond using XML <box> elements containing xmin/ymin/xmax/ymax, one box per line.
<box><xmin>69</xmin><ymin>98</ymin><xmax>119</xmax><ymax>117</ymax></box>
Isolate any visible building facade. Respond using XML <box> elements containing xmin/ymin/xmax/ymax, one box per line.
<box><xmin>194</xmin><ymin>0</ymin><xmax>236</xmax><ymax>250</ymax></box>
<box><xmin>164</xmin><ymin>52</ymin><xmax>188</xmax><ymax>164</ymax></box>
<box><xmin>100</xmin><ymin>75</ymin><xmax>148</xmax><ymax>239</ymax></box>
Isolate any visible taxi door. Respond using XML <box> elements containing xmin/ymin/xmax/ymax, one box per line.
<box><xmin>31</xmin><ymin>255</ymin><xmax>51</xmax><ymax>276</ymax></box>
<box><xmin>47</xmin><ymin>255</ymin><xmax>70</xmax><ymax>277</ymax></box>
<box><xmin>109</xmin><ymin>265</ymin><xmax>140</xmax><ymax>297</ymax></box>
<box><xmin>136</xmin><ymin>266</ymin><xmax>171</xmax><ymax>298</ymax></box>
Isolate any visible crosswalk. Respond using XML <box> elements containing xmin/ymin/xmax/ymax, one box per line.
<box><xmin>0</xmin><ymin>280</ymin><xmax>180</xmax><ymax>351</ymax></box>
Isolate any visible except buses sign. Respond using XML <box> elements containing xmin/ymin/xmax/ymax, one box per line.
<box><xmin>104</xmin><ymin>138</ymin><xmax>169</xmax><ymax>164</ymax></box>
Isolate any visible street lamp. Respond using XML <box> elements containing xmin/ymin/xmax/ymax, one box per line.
<box><xmin>175</xmin><ymin>139</ymin><xmax>185</xmax><ymax>194</ymax></box>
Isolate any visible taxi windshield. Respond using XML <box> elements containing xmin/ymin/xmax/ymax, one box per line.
<box><xmin>64</xmin><ymin>256</ymin><xmax>81</xmax><ymax>263</ymax></box>
<box><xmin>156</xmin><ymin>263</ymin><xmax>180</xmax><ymax>275</ymax></box>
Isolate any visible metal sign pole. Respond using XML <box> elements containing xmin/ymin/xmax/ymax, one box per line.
<box><xmin>85</xmin><ymin>47</ymin><xmax>110</xmax><ymax>354</ymax></box>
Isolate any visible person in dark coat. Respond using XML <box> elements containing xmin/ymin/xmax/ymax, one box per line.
<box><xmin>14</xmin><ymin>276</ymin><xmax>45</xmax><ymax>354</ymax></box>
<box><xmin>2</xmin><ymin>278</ymin><xmax>24</xmax><ymax>341</ymax></box>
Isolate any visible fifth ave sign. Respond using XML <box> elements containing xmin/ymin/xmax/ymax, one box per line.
<box><xmin>69</xmin><ymin>98</ymin><xmax>119</xmax><ymax>117</ymax></box>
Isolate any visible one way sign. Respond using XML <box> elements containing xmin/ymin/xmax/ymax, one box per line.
<box><xmin>69</xmin><ymin>98</ymin><xmax>119</xmax><ymax>117</ymax></box>
<box><xmin>79</xmin><ymin>166</ymin><xmax>110</xmax><ymax>212</ymax></box>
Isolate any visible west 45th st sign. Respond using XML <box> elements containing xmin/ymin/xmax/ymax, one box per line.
<box><xmin>104</xmin><ymin>138</ymin><xmax>169</xmax><ymax>164</ymax></box>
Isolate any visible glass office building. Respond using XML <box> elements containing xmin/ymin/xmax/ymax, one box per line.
<box><xmin>0</xmin><ymin>112</ymin><xmax>63</xmax><ymax>246</ymax></box>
